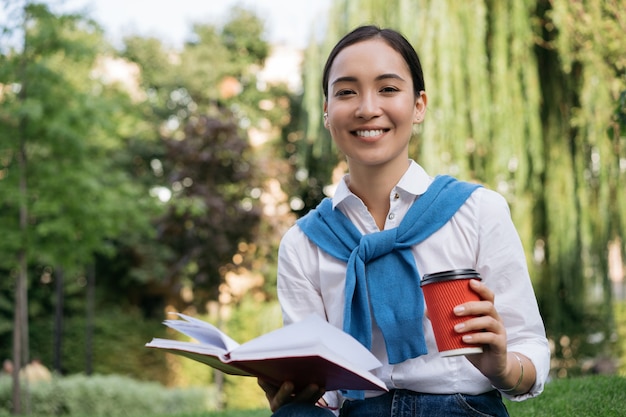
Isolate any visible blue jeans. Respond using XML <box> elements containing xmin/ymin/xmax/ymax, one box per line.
<box><xmin>272</xmin><ymin>390</ymin><xmax>509</xmax><ymax>417</ymax></box>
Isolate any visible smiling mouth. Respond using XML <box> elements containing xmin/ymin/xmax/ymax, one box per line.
<box><xmin>353</xmin><ymin>129</ymin><xmax>388</xmax><ymax>138</ymax></box>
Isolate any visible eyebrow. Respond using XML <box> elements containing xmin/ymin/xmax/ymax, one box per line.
<box><xmin>331</xmin><ymin>73</ymin><xmax>406</xmax><ymax>86</ymax></box>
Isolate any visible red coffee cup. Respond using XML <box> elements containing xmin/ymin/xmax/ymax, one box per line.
<box><xmin>421</xmin><ymin>269</ymin><xmax>484</xmax><ymax>357</ymax></box>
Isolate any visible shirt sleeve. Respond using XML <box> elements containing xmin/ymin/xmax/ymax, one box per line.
<box><xmin>474</xmin><ymin>189</ymin><xmax>551</xmax><ymax>401</ymax></box>
<box><xmin>277</xmin><ymin>225</ymin><xmax>328</xmax><ymax>324</ymax></box>
<box><xmin>276</xmin><ymin>226</ymin><xmax>344</xmax><ymax>413</ymax></box>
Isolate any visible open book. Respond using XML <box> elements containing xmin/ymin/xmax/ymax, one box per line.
<box><xmin>146</xmin><ymin>313</ymin><xmax>387</xmax><ymax>392</ymax></box>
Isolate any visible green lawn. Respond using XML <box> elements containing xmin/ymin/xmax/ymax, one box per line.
<box><xmin>504</xmin><ymin>374</ymin><xmax>626</xmax><ymax>416</ymax></box>
<box><xmin>164</xmin><ymin>375</ymin><xmax>626</xmax><ymax>417</ymax></box>
<box><xmin>15</xmin><ymin>374</ymin><xmax>626</xmax><ymax>417</ymax></box>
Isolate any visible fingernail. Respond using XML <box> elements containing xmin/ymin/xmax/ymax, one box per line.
<box><xmin>454</xmin><ymin>323</ymin><xmax>465</xmax><ymax>332</ymax></box>
<box><xmin>454</xmin><ymin>306</ymin><xmax>465</xmax><ymax>314</ymax></box>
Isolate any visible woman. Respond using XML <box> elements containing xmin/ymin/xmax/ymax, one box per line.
<box><xmin>259</xmin><ymin>25</ymin><xmax>550</xmax><ymax>416</ymax></box>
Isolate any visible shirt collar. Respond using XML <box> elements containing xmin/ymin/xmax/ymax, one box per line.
<box><xmin>332</xmin><ymin>160</ymin><xmax>433</xmax><ymax>208</ymax></box>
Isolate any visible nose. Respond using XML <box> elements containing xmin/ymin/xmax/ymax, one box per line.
<box><xmin>355</xmin><ymin>91</ymin><xmax>382</xmax><ymax>119</ymax></box>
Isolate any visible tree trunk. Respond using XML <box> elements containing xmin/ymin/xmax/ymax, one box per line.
<box><xmin>53</xmin><ymin>267</ymin><xmax>64</xmax><ymax>374</ymax></box>
<box><xmin>13</xmin><ymin>121</ymin><xmax>29</xmax><ymax>416</ymax></box>
<box><xmin>86</xmin><ymin>264</ymin><xmax>95</xmax><ymax>375</ymax></box>
<box><xmin>13</xmin><ymin>12</ymin><xmax>30</xmax><ymax>408</ymax></box>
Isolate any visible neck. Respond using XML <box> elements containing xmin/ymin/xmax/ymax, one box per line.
<box><xmin>347</xmin><ymin>159</ymin><xmax>411</xmax><ymax>230</ymax></box>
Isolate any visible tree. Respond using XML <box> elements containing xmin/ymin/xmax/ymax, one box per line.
<box><xmin>109</xmin><ymin>7</ymin><xmax>298</xmax><ymax>405</ymax></box>
<box><xmin>157</xmin><ymin>109</ymin><xmax>263</xmax><ymax>310</ymax></box>
<box><xmin>0</xmin><ymin>3</ymin><xmax>301</xmax><ymax>405</ymax></box>
<box><xmin>115</xmin><ymin>6</ymin><xmax>294</xmax><ymax>317</ymax></box>
<box><xmin>0</xmin><ymin>2</ymin><xmax>156</xmax><ymax>408</ymax></box>
<box><xmin>533</xmin><ymin>0</ymin><xmax>626</xmax><ymax>374</ymax></box>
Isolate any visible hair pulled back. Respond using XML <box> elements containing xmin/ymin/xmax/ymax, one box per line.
<box><xmin>322</xmin><ymin>25</ymin><xmax>425</xmax><ymax>100</ymax></box>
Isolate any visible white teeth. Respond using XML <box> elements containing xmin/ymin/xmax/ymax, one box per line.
<box><xmin>355</xmin><ymin>129</ymin><xmax>384</xmax><ymax>137</ymax></box>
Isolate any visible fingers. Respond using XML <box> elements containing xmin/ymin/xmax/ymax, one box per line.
<box><xmin>257</xmin><ymin>378</ymin><xmax>278</xmax><ymax>397</ymax></box>
<box><xmin>293</xmin><ymin>383</ymin><xmax>325</xmax><ymax>404</ymax></box>
<box><xmin>469</xmin><ymin>279</ymin><xmax>494</xmax><ymax>302</ymax></box>
<box><xmin>455</xmin><ymin>316</ymin><xmax>505</xmax><ymax>347</ymax></box>
<box><xmin>453</xmin><ymin>279</ymin><xmax>506</xmax><ymax>351</ymax></box>
<box><xmin>258</xmin><ymin>380</ymin><xmax>294</xmax><ymax>412</ymax></box>
<box><xmin>257</xmin><ymin>379</ymin><xmax>325</xmax><ymax>412</ymax></box>
<box><xmin>454</xmin><ymin>280</ymin><xmax>498</xmax><ymax>319</ymax></box>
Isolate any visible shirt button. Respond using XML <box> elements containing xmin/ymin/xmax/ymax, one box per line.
<box><xmin>394</xmin><ymin>193</ymin><xmax>400</xmax><ymax>200</ymax></box>
<box><xmin>388</xmin><ymin>213</ymin><xmax>396</xmax><ymax>220</ymax></box>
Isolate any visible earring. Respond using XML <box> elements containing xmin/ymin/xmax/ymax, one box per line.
<box><xmin>323</xmin><ymin>112</ymin><xmax>328</xmax><ymax>119</ymax></box>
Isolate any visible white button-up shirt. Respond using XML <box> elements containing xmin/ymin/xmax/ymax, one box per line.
<box><xmin>277</xmin><ymin>160</ymin><xmax>550</xmax><ymax>410</ymax></box>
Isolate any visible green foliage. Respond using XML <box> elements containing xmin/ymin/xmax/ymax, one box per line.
<box><xmin>2</xmin><ymin>4</ymin><xmax>293</xmax><ymax>397</ymax></box>
<box><xmin>113</xmin><ymin>5</ymin><xmax>294</xmax><ymax>315</ymax></box>
<box><xmin>0</xmin><ymin>306</ymin><xmax>169</xmax><ymax>382</ymax></box>
<box><xmin>137</xmin><ymin>107</ymin><xmax>264</xmax><ymax>313</ymax></box>
<box><xmin>0</xmin><ymin>374</ymin><xmax>213</xmax><ymax>416</ymax></box>
<box><xmin>0</xmin><ymin>2</ymin><xmax>151</xmax><ymax>271</ymax></box>
<box><xmin>532</xmin><ymin>0</ymin><xmax>626</xmax><ymax>372</ymax></box>
<box><xmin>221</xmin><ymin>7</ymin><xmax>269</xmax><ymax>69</ymax></box>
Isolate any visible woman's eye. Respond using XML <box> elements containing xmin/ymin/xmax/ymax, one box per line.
<box><xmin>381</xmin><ymin>86</ymin><xmax>399</xmax><ymax>93</ymax></box>
<box><xmin>335</xmin><ymin>89</ymin><xmax>355</xmax><ymax>97</ymax></box>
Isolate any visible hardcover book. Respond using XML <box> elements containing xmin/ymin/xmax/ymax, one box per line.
<box><xmin>146</xmin><ymin>313</ymin><xmax>387</xmax><ymax>392</ymax></box>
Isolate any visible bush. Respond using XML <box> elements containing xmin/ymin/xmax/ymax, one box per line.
<box><xmin>0</xmin><ymin>374</ymin><xmax>214</xmax><ymax>416</ymax></box>
<box><xmin>21</xmin><ymin>307</ymin><xmax>170</xmax><ymax>384</ymax></box>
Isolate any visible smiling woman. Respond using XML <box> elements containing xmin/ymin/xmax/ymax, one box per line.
<box><xmin>258</xmin><ymin>25</ymin><xmax>550</xmax><ymax>417</ymax></box>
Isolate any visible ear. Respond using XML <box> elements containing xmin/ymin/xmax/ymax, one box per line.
<box><xmin>413</xmin><ymin>91</ymin><xmax>428</xmax><ymax>124</ymax></box>
<box><xmin>323</xmin><ymin>101</ymin><xmax>330</xmax><ymax>129</ymax></box>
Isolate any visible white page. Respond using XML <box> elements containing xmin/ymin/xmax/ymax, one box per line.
<box><xmin>232</xmin><ymin>314</ymin><xmax>382</xmax><ymax>371</ymax></box>
<box><xmin>145</xmin><ymin>338</ymin><xmax>228</xmax><ymax>357</ymax></box>
<box><xmin>163</xmin><ymin>313</ymin><xmax>240</xmax><ymax>351</ymax></box>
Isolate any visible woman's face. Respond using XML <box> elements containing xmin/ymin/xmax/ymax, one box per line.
<box><xmin>324</xmin><ymin>38</ymin><xmax>426</xmax><ymax>170</ymax></box>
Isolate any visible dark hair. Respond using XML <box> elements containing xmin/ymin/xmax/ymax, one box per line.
<box><xmin>322</xmin><ymin>25</ymin><xmax>425</xmax><ymax>99</ymax></box>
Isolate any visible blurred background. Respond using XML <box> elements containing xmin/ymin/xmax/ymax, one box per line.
<box><xmin>1</xmin><ymin>0</ymin><xmax>625</xmax><ymax>414</ymax></box>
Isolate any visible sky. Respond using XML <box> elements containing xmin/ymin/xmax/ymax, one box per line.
<box><xmin>49</xmin><ymin>0</ymin><xmax>332</xmax><ymax>50</ymax></box>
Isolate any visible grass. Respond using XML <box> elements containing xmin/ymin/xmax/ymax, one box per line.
<box><xmin>504</xmin><ymin>374</ymin><xmax>626</xmax><ymax>416</ymax></box>
<box><xmin>168</xmin><ymin>413</ymin><xmax>266</xmax><ymax>417</ymax></box>
<box><xmin>15</xmin><ymin>374</ymin><xmax>626</xmax><ymax>417</ymax></box>
<box><xmin>207</xmin><ymin>375</ymin><xmax>626</xmax><ymax>417</ymax></box>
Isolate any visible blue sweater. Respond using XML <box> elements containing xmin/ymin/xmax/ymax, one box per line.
<box><xmin>297</xmin><ymin>175</ymin><xmax>481</xmax><ymax>366</ymax></box>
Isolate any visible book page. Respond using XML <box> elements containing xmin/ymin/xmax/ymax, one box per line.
<box><xmin>232</xmin><ymin>314</ymin><xmax>381</xmax><ymax>371</ymax></box>
<box><xmin>145</xmin><ymin>338</ymin><xmax>228</xmax><ymax>357</ymax></box>
<box><xmin>163</xmin><ymin>313</ymin><xmax>240</xmax><ymax>351</ymax></box>
<box><xmin>145</xmin><ymin>338</ymin><xmax>250</xmax><ymax>376</ymax></box>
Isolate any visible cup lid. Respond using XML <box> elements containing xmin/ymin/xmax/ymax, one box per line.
<box><xmin>420</xmin><ymin>269</ymin><xmax>481</xmax><ymax>286</ymax></box>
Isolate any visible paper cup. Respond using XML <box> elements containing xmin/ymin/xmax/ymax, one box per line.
<box><xmin>421</xmin><ymin>269</ymin><xmax>484</xmax><ymax>357</ymax></box>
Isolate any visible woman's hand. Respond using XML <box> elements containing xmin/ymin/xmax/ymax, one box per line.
<box><xmin>453</xmin><ymin>279</ymin><xmax>535</xmax><ymax>394</ymax></box>
<box><xmin>257</xmin><ymin>379</ymin><xmax>326</xmax><ymax>412</ymax></box>
<box><xmin>453</xmin><ymin>279</ymin><xmax>508</xmax><ymax>379</ymax></box>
